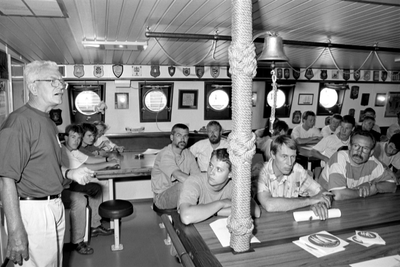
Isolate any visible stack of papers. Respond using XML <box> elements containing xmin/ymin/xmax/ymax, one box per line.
<box><xmin>350</xmin><ymin>255</ymin><xmax>400</xmax><ymax>267</ymax></box>
<box><xmin>349</xmin><ymin>231</ymin><xmax>386</xmax><ymax>246</ymax></box>
<box><xmin>293</xmin><ymin>209</ymin><xmax>341</xmax><ymax>222</ymax></box>
<box><xmin>293</xmin><ymin>231</ymin><xmax>349</xmax><ymax>258</ymax></box>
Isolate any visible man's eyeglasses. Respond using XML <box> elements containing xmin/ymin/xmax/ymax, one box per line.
<box><xmin>351</xmin><ymin>143</ymin><xmax>372</xmax><ymax>153</ymax></box>
<box><xmin>34</xmin><ymin>79</ymin><xmax>68</xmax><ymax>89</ymax></box>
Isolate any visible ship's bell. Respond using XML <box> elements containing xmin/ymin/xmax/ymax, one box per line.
<box><xmin>258</xmin><ymin>34</ymin><xmax>288</xmax><ymax>62</ymax></box>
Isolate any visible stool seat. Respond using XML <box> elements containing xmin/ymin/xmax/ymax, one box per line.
<box><xmin>99</xmin><ymin>200</ymin><xmax>134</xmax><ymax>219</ymax></box>
<box><xmin>152</xmin><ymin>203</ymin><xmax>176</xmax><ymax>215</ymax></box>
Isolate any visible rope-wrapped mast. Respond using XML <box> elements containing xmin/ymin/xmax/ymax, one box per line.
<box><xmin>227</xmin><ymin>0</ymin><xmax>257</xmax><ymax>252</ymax></box>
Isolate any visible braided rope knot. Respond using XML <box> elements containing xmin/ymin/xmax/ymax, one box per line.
<box><xmin>227</xmin><ymin>132</ymin><xmax>256</xmax><ymax>165</ymax></box>
<box><xmin>227</xmin><ymin>215</ymin><xmax>254</xmax><ymax>236</ymax></box>
<box><xmin>228</xmin><ymin>42</ymin><xmax>257</xmax><ymax>78</ymax></box>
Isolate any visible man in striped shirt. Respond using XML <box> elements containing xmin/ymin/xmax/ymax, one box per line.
<box><xmin>321</xmin><ymin>130</ymin><xmax>397</xmax><ymax>200</ymax></box>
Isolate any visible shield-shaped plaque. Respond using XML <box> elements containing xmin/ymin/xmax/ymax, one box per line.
<box><xmin>381</xmin><ymin>71</ymin><xmax>388</xmax><ymax>82</ymax></box>
<box><xmin>320</xmin><ymin>70</ymin><xmax>328</xmax><ymax>80</ymax></box>
<box><xmin>183</xmin><ymin>67</ymin><xmax>190</xmax><ymax>76</ymax></box>
<box><xmin>350</xmin><ymin>86</ymin><xmax>359</xmax><ymax>100</ymax></box>
<box><xmin>73</xmin><ymin>64</ymin><xmax>84</xmax><ymax>78</ymax></box>
<box><xmin>305</xmin><ymin>68</ymin><xmax>314</xmax><ymax>80</ymax></box>
<box><xmin>343</xmin><ymin>69</ymin><xmax>350</xmax><ymax>81</ymax></box>
<box><xmin>93</xmin><ymin>65</ymin><xmax>104</xmax><ymax>78</ymax></box>
<box><xmin>49</xmin><ymin>109</ymin><xmax>63</xmax><ymax>126</ymax></box>
<box><xmin>354</xmin><ymin>70</ymin><xmax>361</xmax><ymax>81</ymax></box>
<box><xmin>211</xmin><ymin>66</ymin><xmax>220</xmax><ymax>78</ymax></box>
<box><xmin>373</xmin><ymin>70</ymin><xmax>379</xmax><ymax>81</ymax></box>
<box><xmin>151</xmin><ymin>65</ymin><xmax>160</xmax><ymax>78</ymax></box>
<box><xmin>168</xmin><ymin>66</ymin><xmax>175</xmax><ymax>77</ymax></box>
<box><xmin>227</xmin><ymin>66</ymin><xmax>231</xmax><ymax>78</ymax></box>
<box><xmin>283</xmin><ymin>69</ymin><xmax>289</xmax><ymax>79</ymax></box>
<box><xmin>195</xmin><ymin>66</ymin><xmax>204</xmax><ymax>78</ymax></box>
<box><xmin>277</xmin><ymin>68</ymin><xmax>282</xmax><ymax>79</ymax></box>
<box><xmin>112</xmin><ymin>64</ymin><xmax>123</xmax><ymax>78</ymax></box>
<box><xmin>292</xmin><ymin>68</ymin><xmax>300</xmax><ymax>80</ymax></box>
<box><xmin>363</xmin><ymin>70</ymin><xmax>370</xmax><ymax>81</ymax></box>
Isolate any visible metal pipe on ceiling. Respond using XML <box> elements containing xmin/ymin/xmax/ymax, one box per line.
<box><xmin>145</xmin><ymin>31</ymin><xmax>400</xmax><ymax>53</ymax></box>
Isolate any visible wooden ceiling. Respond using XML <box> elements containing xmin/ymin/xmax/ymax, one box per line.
<box><xmin>0</xmin><ymin>0</ymin><xmax>400</xmax><ymax>71</ymax></box>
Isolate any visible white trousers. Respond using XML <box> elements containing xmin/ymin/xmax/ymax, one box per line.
<box><xmin>8</xmin><ymin>198</ymin><xmax>65</xmax><ymax>267</ymax></box>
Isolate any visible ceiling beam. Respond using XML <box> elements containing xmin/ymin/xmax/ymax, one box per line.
<box><xmin>146</xmin><ymin>31</ymin><xmax>400</xmax><ymax>53</ymax></box>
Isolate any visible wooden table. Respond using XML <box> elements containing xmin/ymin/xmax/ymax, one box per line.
<box><xmin>95</xmin><ymin>151</ymin><xmax>156</xmax><ymax>200</ymax></box>
<box><xmin>166</xmin><ymin>189</ymin><xmax>400</xmax><ymax>267</ymax></box>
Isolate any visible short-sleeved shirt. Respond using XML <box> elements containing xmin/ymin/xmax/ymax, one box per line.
<box><xmin>79</xmin><ymin>144</ymin><xmax>103</xmax><ymax>156</ymax></box>
<box><xmin>387</xmin><ymin>123</ymin><xmax>400</xmax><ymax>139</ymax></box>
<box><xmin>312</xmin><ymin>134</ymin><xmax>349</xmax><ymax>167</ymax></box>
<box><xmin>177</xmin><ymin>173</ymin><xmax>233</xmax><ymax>210</ymax></box>
<box><xmin>257</xmin><ymin>159</ymin><xmax>322</xmax><ymax>198</ymax></box>
<box><xmin>373</xmin><ymin>142</ymin><xmax>400</xmax><ymax>170</ymax></box>
<box><xmin>190</xmin><ymin>138</ymin><xmax>229</xmax><ymax>171</ymax></box>
<box><xmin>322</xmin><ymin>151</ymin><xmax>395</xmax><ymax>191</ymax></box>
<box><xmin>291</xmin><ymin>124</ymin><xmax>322</xmax><ymax>140</ymax></box>
<box><xmin>0</xmin><ymin>104</ymin><xmax>64</xmax><ymax>197</ymax></box>
<box><xmin>61</xmin><ymin>145</ymin><xmax>88</xmax><ymax>169</ymax></box>
<box><xmin>321</xmin><ymin>125</ymin><xmax>340</xmax><ymax>137</ymax></box>
<box><xmin>151</xmin><ymin>144</ymin><xmax>201</xmax><ymax>195</ymax></box>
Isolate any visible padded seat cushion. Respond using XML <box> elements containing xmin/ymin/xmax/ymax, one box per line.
<box><xmin>99</xmin><ymin>200</ymin><xmax>134</xmax><ymax>219</ymax></box>
<box><xmin>152</xmin><ymin>203</ymin><xmax>176</xmax><ymax>215</ymax></box>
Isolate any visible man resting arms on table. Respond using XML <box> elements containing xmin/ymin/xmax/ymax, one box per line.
<box><xmin>178</xmin><ymin>148</ymin><xmax>261</xmax><ymax>225</ymax></box>
<box><xmin>320</xmin><ymin>130</ymin><xmax>397</xmax><ymax>200</ymax></box>
<box><xmin>257</xmin><ymin>135</ymin><xmax>332</xmax><ymax>220</ymax></box>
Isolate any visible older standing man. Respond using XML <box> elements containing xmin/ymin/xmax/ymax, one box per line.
<box><xmin>151</xmin><ymin>123</ymin><xmax>201</xmax><ymax>209</ymax></box>
<box><xmin>321</xmin><ymin>130</ymin><xmax>397</xmax><ymax>200</ymax></box>
<box><xmin>0</xmin><ymin>61</ymin><xmax>93</xmax><ymax>266</ymax></box>
<box><xmin>190</xmin><ymin>121</ymin><xmax>229</xmax><ymax>172</ymax></box>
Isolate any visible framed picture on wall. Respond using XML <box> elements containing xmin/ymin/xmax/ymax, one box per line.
<box><xmin>298</xmin><ymin>94</ymin><xmax>313</xmax><ymax>105</ymax></box>
<box><xmin>385</xmin><ymin>92</ymin><xmax>400</xmax><ymax>117</ymax></box>
<box><xmin>178</xmin><ymin>89</ymin><xmax>198</xmax><ymax>109</ymax></box>
<box><xmin>115</xmin><ymin>93</ymin><xmax>129</xmax><ymax>109</ymax></box>
<box><xmin>375</xmin><ymin>93</ymin><xmax>386</xmax><ymax>107</ymax></box>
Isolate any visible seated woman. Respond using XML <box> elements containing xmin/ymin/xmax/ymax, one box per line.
<box><xmin>178</xmin><ymin>148</ymin><xmax>261</xmax><ymax>225</ymax></box>
<box><xmin>93</xmin><ymin>121</ymin><xmax>125</xmax><ymax>153</ymax></box>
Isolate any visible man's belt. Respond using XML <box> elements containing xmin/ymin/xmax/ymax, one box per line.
<box><xmin>19</xmin><ymin>194</ymin><xmax>61</xmax><ymax>201</ymax></box>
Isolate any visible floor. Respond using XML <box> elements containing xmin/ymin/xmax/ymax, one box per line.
<box><xmin>63</xmin><ymin>199</ymin><xmax>182</xmax><ymax>267</ymax></box>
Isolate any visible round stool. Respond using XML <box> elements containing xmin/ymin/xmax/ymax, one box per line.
<box><xmin>152</xmin><ymin>203</ymin><xmax>176</xmax><ymax>215</ymax></box>
<box><xmin>99</xmin><ymin>200</ymin><xmax>134</xmax><ymax>251</ymax></box>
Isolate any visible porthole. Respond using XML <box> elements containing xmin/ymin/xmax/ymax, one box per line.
<box><xmin>144</xmin><ymin>90</ymin><xmax>167</xmax><ymax>112</ymax></box>
<box><xmin>75</xmin><ymin>91</ymin><xmax>101</xmax><ymax>115</ymax></box>
<box><xmin>267</xmin><ymin>89</ymin><xmax>286</xmax><ymax>108</ymax></box>
<box><xmin>208</xmin><ymin>89</ymin><xmax>229</xmax><ymax>111</ymax></box>
<box><xmin>319</xmin><ymin>88</ymin><xmax>338</xmax><ymax>108</ymax></box>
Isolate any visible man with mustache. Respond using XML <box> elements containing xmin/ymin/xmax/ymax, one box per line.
<box><xmin>151</xmin><ymin>123</ymin><xmax>201</xmax><ymax>209</ymax></box>
<box><xmin>190</xmin><ymin>121</ymin><xmax>228</xmax><ymax>172</ymax></box>
<box><xmin>321</xmin><ymin>130</ymin><xmax>397</xmax><ymax>200</ymax></box>
<box><xmin>257</xmin><ymin>135</ymin><xmax>332</xmax><ymax>220</ymax></box>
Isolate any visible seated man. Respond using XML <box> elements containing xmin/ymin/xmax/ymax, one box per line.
<box><xmin>93</xmin><ymin>121</ymin><xmax>125</xmax><ymax>153</ymax></box>
<box><xmin>151</xmin><ymin>123</ymin><xmax>201</xmax><ymax>209</ymax></box>
<box><xmin>178</xmin><ymin>148</ymin><xmax>261</xmax><ymax>224</ymax></box>
<box><xmin>190</xmin><ymin>121</ymin><xmax>228</xmax><ymax>172</ymax></box>
<box><xmin>321</xmin><ymin>114</ymin><xmax>342</xmax><ymax>137</ymax></box>
<box><xmin>321</xmin><ymin>130</ymin><xmax>397</xmax><ymax>200</ymax></box>
<box><xmin>291</xmin><ymin>111</ymin><xmax>323</xmax><ymax>145</ymax></box>
<box><xmin>373</xmin><ymin>132</ymin><xmax>400</xmax><ymax>184</ymax></box>
<box><xmin>79</xmin><ymin>122</ymin><xmax>113</xmax><ymax>157</ymax></box>
<box><xmin>61</xmin><ymin>124</ymin><xmax>119</xmax><ymax>254</ymax></box>
<box><xmin>355</xmin><ymin>116</ymin><xmax>381</xmax><ymax>142</ymax></box>
<box><xmin>363</xmin><ymin>107</ymin><xmax>381</xmax><ymax>134</ymax></box>
<box><xmin>257</xmin><ymin>135</ymin><xmax>332</xmax><ymax>220</ymax></box>
<box><xmin>311</xmin><ymin>115</ymin><xmax>355</xmax><ymax>168</ymax></box>
<box><xmin>387</xmin><ymin>111</ymin><xmax>400</xmax><ymax>139</ymax></box>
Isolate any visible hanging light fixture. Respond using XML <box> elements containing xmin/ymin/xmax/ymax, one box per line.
<box><xmin>257</xmin><ymin>32</ymin><xmax>289</xmax><ymax>134</ymax></box>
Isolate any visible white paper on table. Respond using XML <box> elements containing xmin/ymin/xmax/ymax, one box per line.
<box><xmin>355</xmin><ymin>230</ymin><xmax>386</xmax><ymax>245</ymax></box>
<box><xmin>292</xmin><ymin>240</ymin><xmax>328</xmax><ymax>258</ymax></box>
<box><xmin>349</xmin><ymin>255</ymin><xmax>400</xmax><ymax>267</ymax></box>
<box><xmin>209</xmin><ymin>218</ymin><xmax>260</xmax><ymax>247</ymax></box>
<box><xmin>293</xmin><ymin>208</ymin><xmax>341</xmax><ymax>222</ymax></box>
<box><xmin>142</xmin><ymin>148</ymin><xmax>161</xmax><ymax>155</ymax></box>
<box><xmin>347</xmin><ymin>235</ymin><xmax>373</xmax><ymax>247</ymax></box>
<box><xmin>298</xmin><ymin>231</ymin><xmax>348</xmax><ymax>255</ymax></box>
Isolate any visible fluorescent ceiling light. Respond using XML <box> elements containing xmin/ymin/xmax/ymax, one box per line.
<box><xmin>82</xmin><ymin>40</ymin><xmax>148</xmax><ymax>50</ymax></box>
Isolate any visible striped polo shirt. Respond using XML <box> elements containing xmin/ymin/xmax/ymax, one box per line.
<box><xmin>322</xmin><ymin>151</ymin><xmax>395</xmax><ymax>191</ymax></box>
